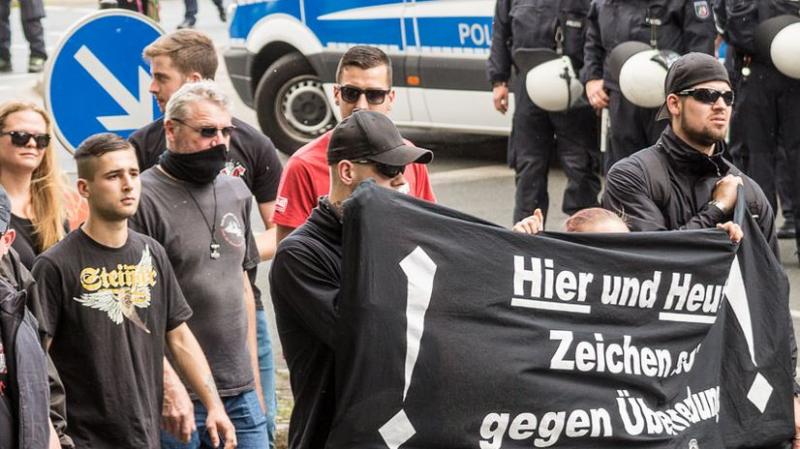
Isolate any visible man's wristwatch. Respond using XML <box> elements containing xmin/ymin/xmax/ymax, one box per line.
<box><xmin>708</xmin><ymin>200</ymin><xmax>728</xmax><ymax>213</ymax></box>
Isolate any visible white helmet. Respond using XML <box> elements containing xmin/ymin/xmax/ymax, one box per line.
<box><xmin>608</xmin><ymin>41</ymin><xmax>680</xmax><ymax>108</ymax></box>
<box><xmin>514</xmin><ymin>48</ymin><xmax>584</xmax><ymax>112</ymax></box>
<box><xmin>755</xmin><ymin>15</ymin><xmax>800</xmax><ymax>80</ymax></box>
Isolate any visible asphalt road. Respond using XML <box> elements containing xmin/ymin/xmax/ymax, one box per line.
<box><xmin>4</xmin><ymin>0</ymin><xmax>800</xmax><ymax>378</ymax></box>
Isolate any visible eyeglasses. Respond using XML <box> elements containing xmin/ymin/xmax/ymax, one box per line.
<box><xmin>173</xmin><ymin>118</ymin><xmax>236</xmax><ymax>138</ymax></box>
<box><xmin>676</xmin><ymin>88</ymin><xmax>735</xmax><ymax>106</ymax></box>
<box><xmin>353</xmin><ymin>159</ymin><xmax>405</xmax><ymax>178</ymax></box>
<box><xmin>338</xmin><ymin>85</ymin><xmax>391</xmax><ymax>105</ymax></box>
<box><xmin>0</xmin><ymin>130</ymin><xmax>50</xmax><ymax>149</ymax></box>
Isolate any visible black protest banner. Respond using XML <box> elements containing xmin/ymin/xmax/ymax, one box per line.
<box><xmin>329</xmin><ymin>182</ymin><xmax>793</xmax><ymax>449</ymax></box>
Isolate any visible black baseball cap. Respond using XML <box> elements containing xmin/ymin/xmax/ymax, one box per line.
<box><xmin>327</xmin><ymin>110</ymin><xmax>433</xmax><ymax>166</ymax></box>
<box><xmin>656</xmin><ymin>52</ymin><xmax>731</xmax><ymax>121</ymax></box>
<box><xmin>0</xmin><ymin>186</ymin><xmax>10</xmax><ymax>234</ymax></box>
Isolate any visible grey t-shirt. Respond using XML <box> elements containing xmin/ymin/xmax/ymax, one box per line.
<box><xmin>130</xmin><ymin>167</ymin><xmax>260</xmax><ymax>396</ymax></box>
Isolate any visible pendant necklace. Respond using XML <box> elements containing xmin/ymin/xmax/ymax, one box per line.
<box><xmin>183</xmin><ymin>180</ymin><xmax>220</xmax><ymax>260</ymax></box>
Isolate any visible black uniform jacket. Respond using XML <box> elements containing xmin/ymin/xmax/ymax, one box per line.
<box><xmin>713</xmin><ymin>0</ymin><xmax>800</xmax><ymax>57</ymax></box>
<box><xmin>582</xmin><ymin>0</ymin><xmax>716</xmax><ymax>87</ymax></box>
<box><xmin>602</xmin><ymin>125</ymin><xmax>779</xmax><ymax>256</ymax></box>
<box><xmin>487</xmin><ymin>0</ymin><xmax>591</xmax><ymax>83</ymax></box>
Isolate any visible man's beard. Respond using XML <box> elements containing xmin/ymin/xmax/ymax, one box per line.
<box><xmin>680</xmin><ymin>114</ymin><xmax>726</xmax><ymax>148</ymax></box>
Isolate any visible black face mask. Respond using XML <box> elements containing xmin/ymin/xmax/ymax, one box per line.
<box><xmin>159</xmin><ymin>144</ymin><xmax>227</xmax><ymax>185</ymax></box>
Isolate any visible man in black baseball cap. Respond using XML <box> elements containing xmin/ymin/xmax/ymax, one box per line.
<box><xmin>269</xmin><ymin>109</ymin><xmax>432</xmax><ymax>449</ymax></box>
<box><xmin>329</xmin><ymin>109</ymin><xmax>432</xmax><ymax>173</ymax></box>
<box><xmin>602</xmin><ymin>52</ymin><xmax>776</xmax><ymax>249</ymax></box>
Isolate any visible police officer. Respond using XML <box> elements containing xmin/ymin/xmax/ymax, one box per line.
<box><xmin>0</xmin><ymin>0</ymin><xmax>46</xmax><ymax>73</ymax></box>
<box><xmin>488</xmin><ymin>0</ymin><xmax>601</xmax><ymax>224</ymax></box>
<box><xmin>713</xmin><ymin>1</ymin><xmax>800</xmax><ymax>253</ymax></box>
<box><xmin>583</xmin><ymin>0</ymin><xmax>716</xmax><ymax>172</ymax></box>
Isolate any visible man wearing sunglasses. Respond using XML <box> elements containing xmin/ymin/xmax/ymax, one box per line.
<box><xmin>270</xmin><ymin>110</ymin><xmax>433</xmax><ymax>449</ymax></box>
<box><xmin>129</xmin><ymin>30</ymin><xmax>282</xmax><ymax>447</ymax></box>
<box><xmin>602</xmin><ymin>52</ymin><xmax>777</xmax><ymax>250</ymax></box>
<box><xmin>603</xmin><ymin>53</ymin><xmax>800</xmax><ymax>445</ymax></box>
<box><xmin>129</xmin><ymin>81</ymin><xmax>268</xmax><ymax>449</ymax></box>
<box><xmin>274</xmin><ymin>45</ymin><xmax>435</xmax><ymax>244</ymax></box>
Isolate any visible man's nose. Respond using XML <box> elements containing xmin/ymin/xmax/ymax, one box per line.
<box><xmin>355</xmin><ymin>92</ymin><xmax>370</xmax><ymax>109</ymax></box>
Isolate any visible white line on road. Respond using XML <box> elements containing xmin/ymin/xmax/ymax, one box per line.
<box><xmin>430</xmin><ymin>165</ymin><xmax>512</xmax><ymax>186</ymax></box>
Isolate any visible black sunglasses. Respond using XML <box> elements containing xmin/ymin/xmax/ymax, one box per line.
<box><xmin>676</xmin><ymin>88</ymin><xmax>734</xmax><ymax>106</ymax></box>
<box><xmin>338</xmin><ymin>85</ymin><xmax>391</xmax><ymax>105</ymax></box>
<box><xmin>173</xmin><ymin>118</ymin><xmax>236</xmax><ymax>138</ymax></box>
<box><xmin>353</xmin><ymin>159</ymin><xmax>405</xmax><ymax>178</ymax></box>
<box><xmin>0</xmin><ymin>130</ymin><xmax>50</xmax><ymax>149</ymax></box>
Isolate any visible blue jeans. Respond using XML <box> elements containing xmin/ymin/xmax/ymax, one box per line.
<box><xmin>161</xmin><ymin>390</ymin><xmax>267</xmax><ymax>449</ymax></box>
<box><xmin>256</xmin><ymin>309</ymin><xmax>277</xmax><ymax>448</ymax></box>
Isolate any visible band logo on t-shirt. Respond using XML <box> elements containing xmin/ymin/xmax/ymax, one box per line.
<box><xmin>220</xmin><ymin>213</ymin><xmax>245</xmax><ymax>248</ymax></box>
<box><xmin>221</xmin><ymin>160</ymin><xmax>247</xmax><ymax>178</ymax></box>
<box><xmin>74</xmin><ymin>245</ymin><xmax>157</xmax><ymax>334</ymax></box>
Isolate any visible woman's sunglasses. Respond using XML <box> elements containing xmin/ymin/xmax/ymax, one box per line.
<box><xmin>0</xmin><ymin>130</ymin><xmax>50</xmax><ymax>149</ymax></box>
<box><xmin>353</xmin><ymin>160</ymin><xmax>405</xmax><ymax>178</ymax></box>
<box><xmin>676</xmin><ymin>88</ymin><xmax>735</xmax><ymax>106</ymax></box>
<box><xmin>338</xmin><ymin>85</ymin><xmax>391</xmax><ymax>105</ymax></box>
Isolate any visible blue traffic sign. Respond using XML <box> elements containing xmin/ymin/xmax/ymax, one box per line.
<box><xmin>45</xmin><ymin>10</ymin><xmax>163</xmax><ymax>153</ymax></box>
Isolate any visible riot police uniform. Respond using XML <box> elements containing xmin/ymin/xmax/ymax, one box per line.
<box><xmin>0</xmin><ymin>0</ymin><xmax>46</xmax><ymax>72</ymax></box>
<box><xmin>487</xmin><ymin>0</ymin><xmax>602</xmax><ymax>224</ymax></box>
<box><xmin>582</xmin><ymin>0</ymin><xmax>716</xmax><ymax>172</ymax></box>
<box><xmin>713</xmin><ymin>0</ymin><xmax>800</xmax><ymax>245</ymax></box>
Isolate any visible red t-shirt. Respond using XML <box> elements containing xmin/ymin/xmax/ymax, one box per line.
<box><xmin>274</xmin><ymin>131</ymin><xmax>436</xmax><ymax>228</ymax></box>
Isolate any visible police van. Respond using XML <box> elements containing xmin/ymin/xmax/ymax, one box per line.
<box><xmin>224</xmin><ymin>0</ymin><xmax>510</xmax><ymax>153</ymax></box>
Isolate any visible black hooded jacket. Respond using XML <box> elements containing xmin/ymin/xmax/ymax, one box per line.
<box><xmin>602</xmin><ymin>125</ymin><xmax>778</xmax><ymax>256</ymax></box>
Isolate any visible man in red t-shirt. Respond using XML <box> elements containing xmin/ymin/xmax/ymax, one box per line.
<box><xmin>275</xmin><ymin>46</ymin><xmax>435</xmax><ymax>242</ymax></box>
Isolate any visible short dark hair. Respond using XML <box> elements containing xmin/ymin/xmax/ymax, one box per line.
<box><xmin>335</xmin><ymin>46</ymin><xmax>392</xmax><ymax>86</ymax></box>
<box><xmin>143</xmin><ymin>30</ymin><xmax>218</xmax><ymax>79</ymax></box>
<box><xmin>74</xmin><ymin>133</ymin><xmax>135</xmax><ymax>180</ymax></box>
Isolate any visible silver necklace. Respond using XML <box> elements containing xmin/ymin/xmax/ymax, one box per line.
<box><xmin>182</xmin><ymin>180</ymin><xmax>220</xmax><ymax>260</ymax></box>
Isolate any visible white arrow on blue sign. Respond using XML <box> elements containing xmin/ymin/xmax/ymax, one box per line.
<box><xmin>45</xmin><ymin>10</ymin><xmax>164</xmax><ymax>153</ymax></box>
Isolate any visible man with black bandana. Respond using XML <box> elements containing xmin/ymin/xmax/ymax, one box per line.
<box><xmin>130</xmin><ymin>80</ymin><xmax>267</xmax><ymax>449</ymax></box>
<box><xmin>602</xmin><ymin>52</ymin><xmax>777</xmax><ymax>251</ymax></box>
<box><xmin>270</xmin><ymin>110</ymin><xmax>433</xmax><ymax>449</ymax></box>
<box><xmin>130</xmin><ymin>32</ymin><xmax>282</xmax><ymax>443</ymax></box>
<box><xmin>602</xmin><ymin>54</ymin><xmax>800</xmax><ymax>443</ymax></box>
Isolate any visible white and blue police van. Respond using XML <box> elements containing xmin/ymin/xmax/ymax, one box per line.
<box><xmin>224</xmin><ymin>0</ymin><xmax>509</xmax><ymax>153</ymax></box>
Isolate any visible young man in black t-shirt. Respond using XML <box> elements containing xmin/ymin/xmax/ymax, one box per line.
<box><xmin>32</xmin><ymin>133</ymin><xmax>236</xmax><ymax>449</ymax></box>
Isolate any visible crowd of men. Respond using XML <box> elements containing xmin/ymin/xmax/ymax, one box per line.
<box><xmin>2</xmin><ymin>0</ymin><xmax>800</xmax><ymax>447</ymax></box>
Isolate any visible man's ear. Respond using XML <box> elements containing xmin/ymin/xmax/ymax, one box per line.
<box><xmin>187</xmin><ymin>72</ymin><xmax>204</xmax><ymax>83</ymax></box>
<box><xmin>336</xmin><ymin>160</ymin><xmax>357</xmax><ymax>186</ymax></box>
<box><xmin>2</xmin><ymin>228</ymin><xmax>16</xmax><ymax>247</ymax></box>
<box><xmin>164</xmin><ymin>119</ymin><xmax>177</xmax><ymax>145</ymax></box>
<box><xmin>77</xmin><ymin>178</ymin><xmax>90</xmax><ymax>199</ymax></box>
<box><xmin>666</xmin><ymin>93</ymin><xmax>681</xmax><ymax>117</ymax></box>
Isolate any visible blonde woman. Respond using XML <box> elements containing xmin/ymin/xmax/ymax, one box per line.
<box><xmin>0</xmin><ymin>101</ymin><xmax>74</xmax><ymax>269</ymax></box>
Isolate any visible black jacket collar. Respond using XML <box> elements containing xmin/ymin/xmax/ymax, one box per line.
<box><xmin>658</xmin><ymin>126</ymin><xmax>729</xmax><ymax>177</ymax></box>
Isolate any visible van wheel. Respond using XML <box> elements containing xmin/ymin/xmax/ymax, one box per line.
<box><xmin>254</xmin><ymin>53</ymin><xmax>336</xmax><ymax>155</ymax></box>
